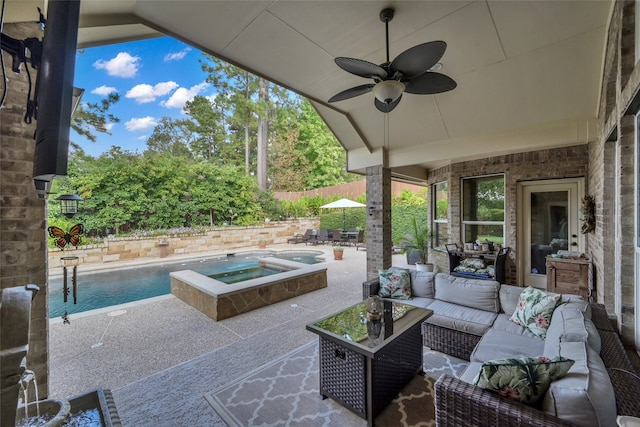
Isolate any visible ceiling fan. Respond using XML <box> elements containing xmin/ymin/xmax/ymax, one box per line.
<box><xmin>328</xmin><ymin>8</ymin><xmax>456</xmax><ymax>113</ymax></box>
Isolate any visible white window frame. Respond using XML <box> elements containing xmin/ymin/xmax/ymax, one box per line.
<box><xmin>461</xmin><ymin>174</ymin><xmax>505</xmax><ymax>244</ymax></box>
<box><xmin>432</xmin><ymin>181</ymin><xmax>448</xmax><ymax>249</ymax></box>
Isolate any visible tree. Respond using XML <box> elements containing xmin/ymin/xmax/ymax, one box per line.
<box><xmin>71</xmin><ymin>92</ymin><xmax>120</xmax><ymax>148</ymax></box>
<box><xmin>146</xmin><ymin>116</ymin><xmax>194</xmax><ymax>158</ymax></box>
<box><xmin>56</xmin><ymin>148</ymin><xmax>268</xmax><ymax>234</ymax></box>
<box><xmin>200</xmin><ymin>54</ymin><xmax>296</xmax><ymax>188</ymax></box>
<box><xmin>256</xmin><ymin>78</ymin><xmax>269</xmax><ymax>189</ymax></box>
<box><xmin>66</xmin><ymin>147</ymin><xmax>146</xmax><ymax>234</ymax></box>
<box><xmin>297</xmin><ymin>100</ymin><xmax>354</xmax><ymax>189</ymax></box>
<box><xmin>183</xmin><ymin>95</ymin><xmax>227</xmax><ymax>162</ymax></box>
<box><xmin>201</xmin><ymin>55</ymin><xmax>258</xmax><ymax>172</ymax></box>
<box><xmin>269</xmin><ymin>126</ymin><xmax>309</xmax><ymax>191</ymax></box>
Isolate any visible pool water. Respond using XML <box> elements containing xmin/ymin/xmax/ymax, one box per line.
<box><xmin>48</xmin><ymin>251</ymin><xmax>322</xmax><ymax>318</ymax></box>
<box><xmin>209</xmin><ymin>265</ymin><xmax>289</xmax><ymax>284</ymax></box>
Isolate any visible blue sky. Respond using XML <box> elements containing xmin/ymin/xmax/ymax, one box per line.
<box><xmin>72</xmin><ymin>36</ymin><xmax>214</xmax><ymax>157</ymax></box>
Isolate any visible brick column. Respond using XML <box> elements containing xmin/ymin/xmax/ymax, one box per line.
<box><xmin>0</xmin><ymin>22</ymin><xmax>49</xmax><ymax>398</ymax></box>
<box><xmin>366</xmin><ymin>164</ymin><xmax>392</xmax><ymax>280</ymax></box>
<box><xmin>618</xmin><ymin>115</ymin><xmax>636</xmax><ymax>344</ymax></box>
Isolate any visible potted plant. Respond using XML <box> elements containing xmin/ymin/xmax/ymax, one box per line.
<box><xmin>258</xmin><ymin>238</ymin><xmax>267</xmax><ymax>249</ymax></box>
<box><xmin>333</xmin><ymin>246</ymin><xmax>344</xmax><ymax>260</ymax></box>
<box><xmin>398</xmin><ymin>218</ymin><xmax>434</xmax><ymax>272</ymax></box>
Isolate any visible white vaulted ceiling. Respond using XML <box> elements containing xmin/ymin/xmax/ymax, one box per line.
<box><xmin>8</xmin><ymin>1</ymin><xmax>613</xmax><ymax>182</ymax></box>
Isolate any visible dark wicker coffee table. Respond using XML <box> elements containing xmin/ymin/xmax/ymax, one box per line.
<box><xmin>306</xmin><ymin>300</ymin><xmax>432</xmax><ymax>426</ymax></box>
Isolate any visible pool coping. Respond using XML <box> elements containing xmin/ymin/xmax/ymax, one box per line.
<box><xmin>169</xmin><ymin>258</ymin><xmax>326</xmax><ymax>296</ymax></box>
<box><xmin>48</xmin><ymin>248</ymin><xmax>327</xmax><ymax>279</ymax></box>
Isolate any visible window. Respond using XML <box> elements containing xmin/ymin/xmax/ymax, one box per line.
<box><xmin>462</xmin><ymin>174</ymin><xmax>505</xmax><ymax>245</ymax></box>
<box><xmin>432</xmin><ymin>181</ymin><xmax>448</xmax><ymax>248</ymax></box>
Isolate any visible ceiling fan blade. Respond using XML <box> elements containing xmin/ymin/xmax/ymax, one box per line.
<box><xmin>390</xmin><ymin>41</ymin><xmax>447</xmax><ymax>79</ymax></box>
<box><xmin>404</xmin><ymin>72</ymin><xmax>457</xmax><ymax>95</ymax></box>
<box><xmin>374</xmin><ymin>94</ymin><xmax>402</xmax><ymax>113</ymax></box>
<box><xmin>335</xmin><ymin>57</ymin><xmax>387</xmax><ymax>79</ymax></box>
<box><xmin>328</xmin><ymin>84</ymin><xmax>375</xmax><ymax>103</ymax></box>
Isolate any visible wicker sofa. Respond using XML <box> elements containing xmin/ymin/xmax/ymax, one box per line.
<box><xmin>363</xmin><ymin>270</ymin><xmax>640</xmax><ymax>427</ymax></box>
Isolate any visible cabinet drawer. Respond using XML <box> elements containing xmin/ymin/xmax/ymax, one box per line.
<box><xmin>555</xmin><ymin>269</ymin><xmax>583</xmax><ymax>283</ymax></box>
<box><xmin>554</xmin><ymin>262</ymin><xmax>581</xmax><ymax>273</ymax></box>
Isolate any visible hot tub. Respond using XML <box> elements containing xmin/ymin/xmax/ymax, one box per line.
<box><xmin>170</xmin><ymin>258</ymin><xmax>327</xmax><ymax>320</ymax></box>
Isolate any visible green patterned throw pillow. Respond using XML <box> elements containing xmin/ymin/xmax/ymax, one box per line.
<box><xmin>510</xmin><ymin>286</ymin><xmax>561</xmax><ymax>339</ymax></box>
<box><xmin>474</xmin><ymin>356</ymin><xmax>574</xmax><ymax>405</ymax></box>
<box><xmin>378</xmin><ymin>269</ymin><xmax>412</xmax><ymax>299</ymax></box>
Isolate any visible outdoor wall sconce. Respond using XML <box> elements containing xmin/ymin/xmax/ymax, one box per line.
<box><xmin>368</xmin><ymin>205</ymin><xmax>376</xmax><ymax>216</ymax></box>
<box><xmin>56</xmin><ymin>194</ymin><xmax>82</xmax><ymax>218</ymax></box>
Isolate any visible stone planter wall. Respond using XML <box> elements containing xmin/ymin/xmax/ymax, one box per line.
<box><xmin>48</xmin><ymin>219</ymin><xmax>319</xmax><ymax>268</ymax></box>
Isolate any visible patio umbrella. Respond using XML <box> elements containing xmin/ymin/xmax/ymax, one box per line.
<box><xmin>320</xmin><ymin>198</ymin><xmax>366</xmax><ymax>229</ymax></box>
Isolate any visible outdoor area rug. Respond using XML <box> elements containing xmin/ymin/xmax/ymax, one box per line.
<box><xmin>204</xmin><ymin>341</ymin><xmax>468</xmax><ymax>427</ymax></box>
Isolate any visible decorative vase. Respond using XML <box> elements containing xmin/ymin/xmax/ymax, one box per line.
<box><xmin>415</xmin><ymin>263</ymin><xmax>434</xmax><ymax>272</ymax></box>
<box><xmin>367</xmin><ymin>319</ymin><xmax>383</xmax><ymax>339</ymax></box>
<box><xmin>258</xmin><ymin>240</ymin><xmax>267</xmax><ymax>249</ymax></box>
<box><xmin>333</xmin><ymin>248</ymin><xmax>344</xmax><ymax>260</ymax></box>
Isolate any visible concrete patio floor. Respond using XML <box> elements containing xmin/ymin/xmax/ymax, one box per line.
<box><xmin>48</xmin><ymin>244</ymin><xmax>411</xmax><ymax>426</ymax></box>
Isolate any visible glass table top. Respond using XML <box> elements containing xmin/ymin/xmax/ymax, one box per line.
<box><xmin>307</xmin><ymin>300</ymin><xmax>431</xmax><ymax>351</ymax></box>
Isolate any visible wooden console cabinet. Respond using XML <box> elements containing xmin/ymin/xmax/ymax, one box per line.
<box><xmin>545</xmin><ymin>257</ymin><xmax>592</xmax><ymax>298</ymax></box>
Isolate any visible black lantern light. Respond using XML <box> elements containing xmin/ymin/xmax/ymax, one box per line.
<box><xmin>56</xmin><ymin>194</ymin><xmax>82</xmax><ymax>218</ymax></box>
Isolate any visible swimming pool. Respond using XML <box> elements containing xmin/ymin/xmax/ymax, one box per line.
<box><xmin>48</xmin><ymin>250</ymin><xmax>324</xmax><ymax>318</ymax></box>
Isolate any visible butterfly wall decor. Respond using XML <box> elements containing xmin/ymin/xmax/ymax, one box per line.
<box><xmin>47</xmin><ymin>223</ymin><xmax>84</xmax><ymax>249</ymax></box>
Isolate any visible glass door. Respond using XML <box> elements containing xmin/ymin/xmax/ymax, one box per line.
<box><xmin>518</xmin><ymin>179</ymin><xmax>584</xmax><ymax>289</ymax></box>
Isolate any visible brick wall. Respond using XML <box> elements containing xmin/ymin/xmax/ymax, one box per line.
<box><xmin>592</xmin><ymin>0</ymin><xmax>639</xmax><ymax>345</ymax></box>
<box><xmin>427</xmin><ymin>146</ymin><xmax>589</xmax><ymax>284</ymax></box>
<box><xmin>0</xmin><ymin>23</ymin><xmax>49</xmax><ymax>397</ymax></box>
<box><xmin>618</xmin><ymin>116</ymin><xmax>636</xmax><ymax>341</ymax></box>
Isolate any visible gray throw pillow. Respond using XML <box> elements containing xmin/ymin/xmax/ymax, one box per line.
<box><xmin>411</xmin><ymin>271</ymin><xmax>435</xmax><ymax>298</ymax></box>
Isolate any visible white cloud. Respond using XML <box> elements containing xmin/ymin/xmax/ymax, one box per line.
<box><xmin>161</xmin><ymin>82</ymin><xmax>208</xmax><ymax>109</ymax></box>
<box><xmin>93</xmin><ymin>52</ymin><xmax>140</xmax><ymax>78</ymax></box>
<box><xmin>164</xmin><ymin>48</ymin><xmax>191</xmax><ymax>62</ymax></box>
<box><xmin>91</xmin><ymin>85</ymin><xmax>117</xmax><ymax>96</ymax></box>
<box><xmin>136</xmin><ymin>135</ymin><xmax>148</xmax><ymax>141</ymax></box>
<box><xmin>125</xmin><ymin>117</ymin><xmax>157</xmax><ymax>132</ymax></box>
<box><xmin>104</xmin><ymin>123</ymin><xmax>115</xmax><ymax>132</ymax></box>
<box><xmin>125</xmin><ymin>81</ymin><xmax>179</xmax><ymax>104</ymax></box>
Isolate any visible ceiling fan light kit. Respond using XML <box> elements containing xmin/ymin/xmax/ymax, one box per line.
<box><xmin>329</xmin><ymin>7</ymin><xmax>456</xmax><ymax>113</ymax></box>
<box><xmin>372</xmin><ymin>80</ymin><xmax>405</xmax><ymax>104</ymax></box>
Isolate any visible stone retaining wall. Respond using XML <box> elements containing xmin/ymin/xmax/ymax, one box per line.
<box><xmin>48</xmin><ymin>219</ymin><xmax>319</xmax><ymax>267</ymax></box>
